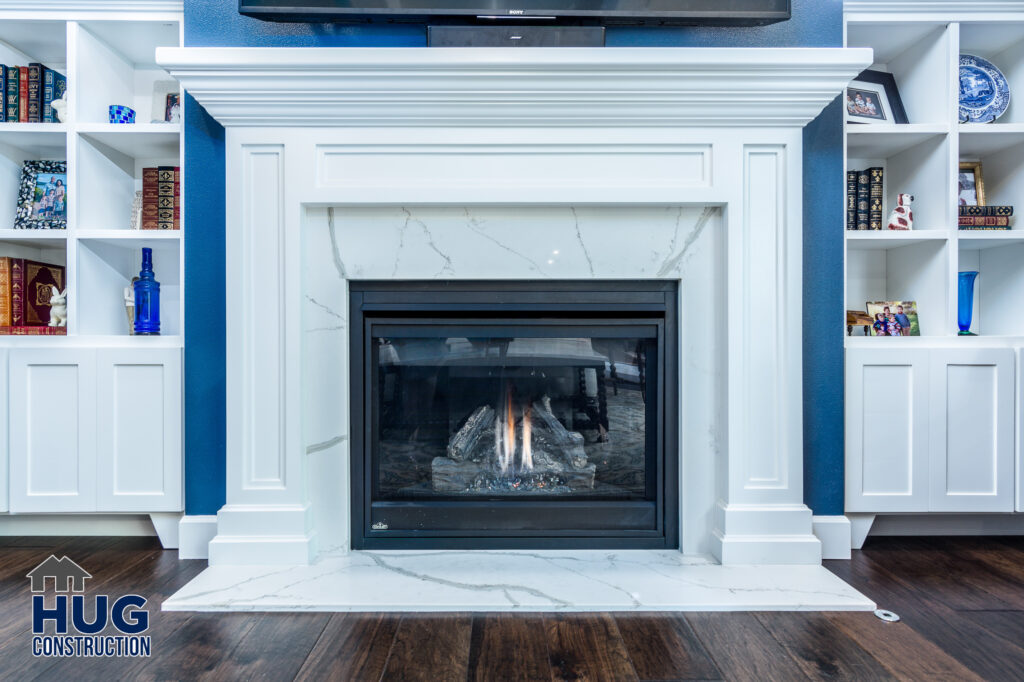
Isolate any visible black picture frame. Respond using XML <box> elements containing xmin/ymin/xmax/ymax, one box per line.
<box><xmin>15</xmin><ymin>160</ymin><xmax>68</xmax><ymax>230</ymax></box>
<box><xmin>846</xmin><ymin>69</ymin><xmax>909</xmax><ymax>125</ymax></box>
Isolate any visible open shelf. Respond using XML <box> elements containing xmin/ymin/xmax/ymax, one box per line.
<box><xmin>846</xmin><ymin>230</ymin><xmax>949</xmax><ymax>250</ymax></box>
<box><xmin>0</xmin><ymin>20</ymin><xmax>67</xmax><ymax>70</ymax></box>
<box><xmin>958</xmin><ymin>241</ymin><xmax>1024</xmax><ymax>337</ymax></box>
<box><xmin>959</xmin><ymin>22</ymin><xmax>1024</xmax><ymax>125</ymax></box>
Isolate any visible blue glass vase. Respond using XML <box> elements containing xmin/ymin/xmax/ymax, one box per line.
<box><xmin>133</xmin><ymin>247</ymin><xmax>161</xmax><ymax>335</ymax></box>
<box><xmin>957</xmin><ymin>271</ymin><xmax>979</xmax><ymax>336</ymax></box>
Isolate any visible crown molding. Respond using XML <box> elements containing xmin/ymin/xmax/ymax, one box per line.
<box><xmin>845</xmin><ymin>0</ymin><xmax>1024</xmax><ymax>16</ymax></box>
<box><xmin>157</xmin><ymin>47</ymin><xmax>872</xmax><ymax>128</ymax></box>
<box><xmin>0</xmin><ymin>0</ymin><xmax>181</xmax><ymax>18</ymax></box>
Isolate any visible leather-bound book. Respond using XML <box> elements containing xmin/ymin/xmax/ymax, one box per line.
<box><xmin>142</xmin><ymin>167</ymin><xmax>159</xmax><ymax>230</ymax></box>
<box><xmin>173</xmin><ymin>166</ymin><xmax>181</xmax><ymax>230</ymax></box>
<box><xmin>0</xmin><ymin>257</ymin><xmax>10</xmax><ymax>326</ymax></box>
<box><xmin>868</xmin><ymin>167</ymin><xmax>883</xmax><ymax>230</ymax></box>
<box><xmin>855</xmin><ymin>169</ymin><xmax>870</xmax><ymax>230</ymax></box>
<box><xmin>27</xmin><ymin>63</ymin><xmax>43</xmax><ymax>122</ymax></box>
<box><xmin>18</xmin><ymin>66</ymin><xmax>28</xmax><ymax>122</ymax></box>
<box><xmin>157</xmin><ymin>166</ymin><xmax>175</xmax><ymax>230</ymax></box>
<box><xmin>10</xmin><ymin>259</ymin><xmax>64</xmax><ymax>325</ymax></box>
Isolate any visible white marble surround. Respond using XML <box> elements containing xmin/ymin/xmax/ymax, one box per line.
<box><xmin>159</xmin><ymin>46</ymin><xmax>873</xmax><ymax>610</ymax></box>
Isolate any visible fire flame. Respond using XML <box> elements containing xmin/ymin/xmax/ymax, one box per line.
<box><xmin>521</xmin><ymin>403</ymin><xmax>533</xmax><ymax>471</ymax></box>
<box><xmin>494</xmin><ymin>383</ymin><xmax>534</xmax><ymax>476</ymax></box>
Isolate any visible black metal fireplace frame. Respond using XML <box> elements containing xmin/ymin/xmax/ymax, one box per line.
<box><xmin>350</xmin><ymin>281</ymin><xmax>679</xmax><ymax>550</ymax></box>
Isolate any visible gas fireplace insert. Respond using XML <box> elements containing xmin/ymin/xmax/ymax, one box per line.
<box><xmin>350</xmin><ymin>281</ymin><xmax>678</xmax><ymax>549</ymax></box>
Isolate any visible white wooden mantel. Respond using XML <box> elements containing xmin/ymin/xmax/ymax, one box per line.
<box><xmin>159</xmin><ymin>47</ymin><xmax>871</xmax><ymax>566</ymax></box>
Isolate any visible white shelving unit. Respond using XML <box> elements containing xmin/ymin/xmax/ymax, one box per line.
<box><xmin>0</xmin><ymin>3</ymin><xmax>184</xmax><ymax>537</ymax></box>
<box><xmin>843</xmin><ymin>1</ymin><xmax>1024</xmax><ymax>544</ymax></box>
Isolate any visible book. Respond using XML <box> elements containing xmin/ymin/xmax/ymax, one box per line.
<box><xmin>959</xmin><ymin>226</ymin><xmax>1011</xmax><ymax>231</ymax></box>
<box><xmin>10</xmin><ymin>258</ymin><xmax>24</xmax><ymax>325</ymax></box>
<box><xmin>22</xmin><ymin>260</ymin><xmax>64</xmax><ymax>325</ymax></box>
<box><xmin>959</xmin><ymin>205</ymin><xmax>1013</xmax><ymax>217</ymax></box>
<box><xmin>142</xmin><ymin>167</ymin><xmax>159</xmax><ymax>230</ymax></box>
<box><xmin>43</xmin><ymin>68</ymin><xmax>66</xmax><ymax>123</ymax></box>
<box><xmin>18</xmin><ymin>66</ymin><xmax>28</xmax><ymax>122</ymax></box>
<box><xmin>959</xmin><ymin>216</ymin><xmax>1011</xmax><ymax>227</ymax></box>
<box><xmin>173</xmin><ymin>166</ymin><xmax>181</xmax><ymax>230</ymax></box>
<box><xmin>27</xmin><ymin>63</ymin><xmax>43</xmax><ymax>123</ymax></box>
<box><xmin>5</xmin><ymin>65</ymin><xmax>18</xmax><ymax>122</ymax></box>
<box><xmin>157</xmin><ymin>166</ymin><xmax>175</xmax><ymax>230</ymax></box>
<box><xmin>868</xmin><ymin>167</ymin><xmax>883</xmax><ymax>231</ymax></box>
<box><xmin>0</xmin><ymin>326</ymin><xmax>66</xmax><ymax>335</ymax></box>
<box><xmin>855</xmin><ymin>169</ymin><xmax>870</xmax><ymax>230</ymax></box>
<box><xmin>846</xmin><ymin>170</ymin><xmax>856</xmax><ymax>231</ymax></box>
<box><xmin>0</xmin><ymin>66</ymin><xmax>5</xmax><ymax>122</ymax></box>
<box><xmin>0</xmin><ymin>257</ymin><xmax>9</xmax><ymax>326</ymax></box>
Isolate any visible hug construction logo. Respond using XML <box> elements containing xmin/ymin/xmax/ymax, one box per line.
<box><xmin>26</xmin><ymin>555</ymin><xmax>151</xmax><ymax>658</ymax></box>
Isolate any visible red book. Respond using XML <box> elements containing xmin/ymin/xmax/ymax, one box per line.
<box><xmin>10</xmin><ymin>258</ymin><xmax>24</xmax><ymax>325</ymax></box>
<box><xmin>0</xmin><ymin>257</ymin><xmax>10</xmax><ymax>326</ymax></box>
<box><xmin>959</xmin><ymin>216</ymin><xmax>1010</xmax><ymax>227</ymax></box>
<box><xmin>18</xmin><ymin>66</ymin><xmax>27</xmax><ymax>122</ymax></box>
<box><xmin>9</xmin><ymin>258</ymin><xmax>64</xmax><ymax>325</ymax></box>
<box><xmin>173</xmin><ymin>166</ymin><xmax>181</xmax><ymax>230</ymax></box>
<box><xmin>0</xmin><ymin>326</ymin><xmax>66</xmax><ymax>335</ymax></box>
<box><xmin>142</xmin><ymin>167</ymin><xmax>159</xmax><ymax>230</ymax></box>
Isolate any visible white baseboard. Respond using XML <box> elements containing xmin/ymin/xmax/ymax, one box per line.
<box><xmin>0</xmin><ymin>514</ymin><xmax>157</xmax><ymax>536</ymax></box>
<box><xmin>178</xmin><ymin>515</ymin><xmax>218</xmax><ymax>560</ymax></box>
<box><xmin>870</xmin><ymin>514</ymin><xmax>1024</xmax><ymax>536</ymax></box>
<box><xmin>812</xmin><ymin>515</ymin><xmax>852</xmax><ymax>560</ymax></box>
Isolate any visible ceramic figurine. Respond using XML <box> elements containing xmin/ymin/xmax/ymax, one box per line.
<box><xmin>50</xmin><ymin>98</ymin><xmax>67</xmax><ymax>123</ymax></box>
<box><xmin>48</xmin><ymin>286</ymin><xmax>67</xmax><ymax>327</ymax></box>
<box><xmin>886</xmin><ymin>193</ymin><xmax>913</xmax><ymax>230</ymax></box>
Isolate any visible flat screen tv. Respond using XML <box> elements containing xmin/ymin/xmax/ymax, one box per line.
<box><xmin>239</xmin><ymin>0</ymin><xmax>791</xmax><ymax>26</ymax></box>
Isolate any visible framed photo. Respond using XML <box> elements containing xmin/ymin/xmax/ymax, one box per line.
<box><xmin>867</xmin><ymin>301</ymin><xmax>920</xmax><ymax>337</ymax></box>
<box><xmin>846</xmin><ymin>69</ymin><xmax>909</xmax><ymax>125</ymax></box>
<box><xmin>959</xmin><ymin>161</ymin><xmax>986</xmax><ymax>206</ymax></box>
<box><xmin>15</xmin><ymin>160</ymin><xmax>67</xmax><ymax>230</ymax></box>
<box><xmin>151</xmin><ymin>80</ymin><xmax>180</xmax><ymax>123</ymax></box>
<box><xmin>165</xmin><ymin>93</ymin><xmax>181</xmax><ymax>123</ymax></box>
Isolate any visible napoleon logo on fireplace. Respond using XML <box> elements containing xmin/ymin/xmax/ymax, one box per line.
<box><xmin>350</xmin><ymin>281</ymin><xmax>678</xmax><ymax>550</ymax></box>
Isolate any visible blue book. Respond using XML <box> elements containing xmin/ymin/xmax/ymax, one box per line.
<box><xmin>43</xmin><ymin>68</ymin><xmax>66</xmax><ymax>123</ymax></box>
<box><xmin>0</xmin><ymin>66</ymin><xmax>6</xmax><ymax>122</ymax></box>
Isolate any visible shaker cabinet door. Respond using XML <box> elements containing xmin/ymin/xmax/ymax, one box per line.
<box><xmin>845</xmin><ymin>348</ymin><xmax>929</xmax><ymax>512</ymax></box>
<box><xmin>96</xmin><ymin>349</ymin><xmax>182</xmax><ymax>511</ymax></box>
<box><xmin>0</xmin><ymin>349</ymin><xmax>7</xmax><ymax>512</ymax></box>
<box><xmin>8</xmin><ymin>349</ymin><xmax>97</xmax><ymax>512</ymax></box>
<box><xmin>929</xmin><ymin>348</ymin><xmax>1015</xmax><ymax>513</ymax></box>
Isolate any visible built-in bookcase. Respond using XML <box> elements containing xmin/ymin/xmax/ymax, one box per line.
<box><xmin>844</xmin><ymin>10</ymin><xmax>1024</xmax><ymax>342</ymax></box>
<box><xmin>0</xmin><ymin>11</ymin><xmax>183</xmax><ymax>344</ymax></box>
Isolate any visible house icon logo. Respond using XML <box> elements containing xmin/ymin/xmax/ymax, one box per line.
<box><xmin>26</xmin><ymin>555</ymin><xmax>92</xmax><ymax>593</ymax></box>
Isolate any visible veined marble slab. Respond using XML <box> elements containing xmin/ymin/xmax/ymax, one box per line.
<box><xmin>164</xmin><ymin>551</ymin><xmax>874</xmax><ymax>612</ymax></box>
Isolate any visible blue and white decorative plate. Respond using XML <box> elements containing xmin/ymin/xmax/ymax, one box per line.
<box><xmin>960</xmin><ymin>54</ymin><xmax>1010</xmax><ymax>123</ymax></box>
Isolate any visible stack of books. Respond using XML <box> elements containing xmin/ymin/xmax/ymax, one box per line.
<box><xmin>0</xmin><ymin>63</ymin><xmax>67</xmax><ymax>123</ymax></box>
<box><xmin>959</xmin><ymin>205</ymin><xmax>1013</xmax><ymax>230</ymax></box>
<box><xmin>141</xmin><ymin>166</ymin><xmax>181</xmax><ymax>230</ymax></box>
<box><xmin>0</xmin><ymin>257</ymin><xmax>67</xmax><ymax>335</ymax></box>
<box><xmin>847</xmin><ymin>167</ymin><xmax>884</xmax><ymax>230</ymax></box>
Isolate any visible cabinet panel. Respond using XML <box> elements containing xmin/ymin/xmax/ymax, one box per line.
<box><xmin>96</xmin><ymin>349</ymin><xmax>182</xmax><ymax>511</ymax></box>
<box><xmin>0</xmin><ymin>349</ymin><xmax>7</xmax><ymax>512</ymax></box>
<box><xmin>930</xmin><ymin>348</ymin><xmax>1015</xmax><ymax>512</ymax></box>
<box><xmin>1018</xmin><ymin>348</ymin><xmax>1024</xmax><ymax>513</ymax></box>
<box><xmin>9</xmin><ymin>350</ymin><xmax>97</xmax><ymax>512</ymax></box>
<box><xmin>846</xmin><ymin>348</ymin><xmax>929</xmax><ymax>512</ymax></box>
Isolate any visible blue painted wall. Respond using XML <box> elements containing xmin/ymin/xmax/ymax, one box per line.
<box><xmin>184</xmin><ymin>0</ymin><xmax>845</xmax><ymax>516</ymax></box>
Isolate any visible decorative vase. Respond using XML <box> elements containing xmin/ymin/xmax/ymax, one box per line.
<box><xmin>133</xmin><ymin>247</ymin><xmax>161</xmax><ymax>335</ymax></box>
<box><xmin>957</xmin><ymin>271</ymin><xmax>979</xmax><ymax>336</ymax></box>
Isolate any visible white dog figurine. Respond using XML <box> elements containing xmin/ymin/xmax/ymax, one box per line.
<box><xmin>887</xmin><ymin>193</ymin><xmax>914</xmax><ymax>231</ymax></box>
<box><xmin>48</xmin><ymin>286</ymin><xmax>67</xmax><ymax>327</ymax></box>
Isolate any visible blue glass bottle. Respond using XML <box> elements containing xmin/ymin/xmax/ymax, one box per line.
<box><xmin>957</xmin><ymin>271</ymin><xmax>979</xmax><ymax>336</ymax></box>
<box><xmin>133</xmin><ymin>247</ymin><xmax>160</xmax><ymax>335</ymax></box>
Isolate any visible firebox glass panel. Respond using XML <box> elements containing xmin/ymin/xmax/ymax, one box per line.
<box><xmin>373</xmin><ymin>335</ymin><xmax>654</xmax><ymax>500</ymax></box>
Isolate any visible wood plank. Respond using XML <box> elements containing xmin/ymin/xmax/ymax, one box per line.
<box><xmin>544</xmin><ymin>612</ymin><xmax>638</xmax><ymax>682</ymax></box>
<box><xmin>755</xmin><ymin>612</ymin><xmax>895</xmax><ymax>681</ymax></box>
<box><xmin>827</xmin><ymin>612</ymin><xmax>983</xmax><ymax>681</ymax></box>
<box><xmin>467</xmin><ymin>613</ymin><xmax>552</xmax><ymax>682</ymax></box>
<box><xmin>683</xmin><ymin>612</ymin><xmax>808</xmax><ymax>682</ymax></box>
<box><xmin>961</xmin><ymin>611</ymin><xmax>1024</xmax><ymax>651</ymax></box>
<box><xmin>130</xmin><ymin>614</ymin><xmax>258</xmax><ymax>682</ymax></box>
<box><xmin>296</xmin><ymin>612</ymin><xmax>401</xmax><ymax>681</ymax></box>
<box><xmin>204</xmin><ymin>612</ymin><xmax>331</xmax><ymax>681</ymax></box>
<box><xmin>613</xmin><ymin>612</ymin><xmax>721</xmax><ymax>681</ymax></box>
<box><xmin>381</xmin><ymin>613</ymin><xmax>472</xmax><ymax>681</ymax></box>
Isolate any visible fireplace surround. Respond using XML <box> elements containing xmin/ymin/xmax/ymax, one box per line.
<box><xmin>350</xmin><ymin>281</ymin><xmax>678</xmax><ymax>549</ymax></box>
<box><xmin>158</xmin><ymin>46</ymin><xmax>873</xmax><ymax>581</ymax></box>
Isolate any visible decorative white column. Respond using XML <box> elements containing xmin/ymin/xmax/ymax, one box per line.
<box><xmin>160</xmin><ymin>47</ymin><xmax>871</xmax><ymax>566</ymax></box>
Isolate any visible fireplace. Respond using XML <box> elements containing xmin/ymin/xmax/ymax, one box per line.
<box><xmin>351</xmin><ymin>281</ymin><xmax>678</xmax><ymax>549</ymax></box>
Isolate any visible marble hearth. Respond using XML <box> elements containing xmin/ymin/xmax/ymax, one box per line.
<box><xmin>159</xmin><ymin>46</ymin><xmax>875</xmax><ymax>611</ymax></box>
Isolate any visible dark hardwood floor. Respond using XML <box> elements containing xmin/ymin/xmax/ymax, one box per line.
<box><xmin>2</xmin><ymin>535</ymin><xmax>1023</xmax><ymax>680</ymax></box>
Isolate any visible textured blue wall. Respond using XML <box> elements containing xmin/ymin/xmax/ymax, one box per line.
<box><xmin>183</xmin><ymin>0</ymin><xmax>844</xmax><ymax>516</ymax></box>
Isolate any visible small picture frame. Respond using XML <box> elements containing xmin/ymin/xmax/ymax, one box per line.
<box><xmin>15</xmin><ymin>160</ymin><xmax>67</xmax><ymax>230</ymax></box>
<box><xmin>846</xmin><ymin>69</ymin><xmax>909</xmax><ymax>125</ymax></box>
<box><xmin>959</xmin><ymin>161</ymin><xmax>986</xmax><ymax>206</ymax></box>
<box><xmin>165</xmin><ymin>93</ymin><xmax>181</xmax><ymax>123</ymax></box>
<box><xmin>867</xmin><ymin>301</ymin><xmax>920</xmax><ymax>337</ymax></box>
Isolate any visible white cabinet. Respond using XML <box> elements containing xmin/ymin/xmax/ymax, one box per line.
<box><xmin>96</xmin><ymin>350</ymin><xmax>182</xmax><ymax>511</ymax></box>
<box><xmin>847</xmin><ymin>346</ymin><xmax>1016</xmax><ymax>515</ymax></box>
<box><xmin>9</xmin><ymin>349</ymin><xmax>98</xmax><ymax>512</ymax></box>
<box><xmin>7</xmin><ymin>348</ymin><xmax>181</xmax><ymax>514</ymax></box>
<box><xmin>929</xmin><ymin>349</ymin><xmax>1015</xmax><ymax>512</ymax></box>
<box><xmin>846</xmin><ymin>349</ymin><xmax>930</xmax><ymax>512</ymax></box>
<box><xmin>0</xmin><ymin>349</ymin><xmax>7</xmax><ymax>513</ymax></box>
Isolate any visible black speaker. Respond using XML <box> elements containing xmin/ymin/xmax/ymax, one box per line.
<box><xmin>428</xmin><ymin>25</ymin><xmax>605</xmax><ymax>47</ymax></box>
